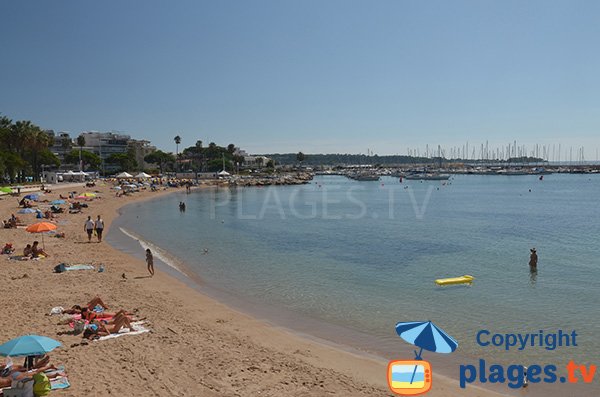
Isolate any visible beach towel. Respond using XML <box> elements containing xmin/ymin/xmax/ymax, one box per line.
<box><xmin>54</xmin><ymin>263</ymin><xmax>94</xmax><ymax>273</ymax></box>
<box><xmin>50</xmin><ymin>376</ymin><xmax>70</xmax><ymax>390</ymax></box>
<box><xmin>8</xmin><ymin>256</ymin><xmax>30</xmax><ymax>261</ymax></box>
<box><xmin>96</xmin><ymin>321</ymin><xmax>150</xmax><ymax>341</ymax></box>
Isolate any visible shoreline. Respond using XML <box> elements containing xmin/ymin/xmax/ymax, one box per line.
<box><xmin>1</xmin><ymin>182</ymin><xmax>508</xmax><ymax>396</ymax></box>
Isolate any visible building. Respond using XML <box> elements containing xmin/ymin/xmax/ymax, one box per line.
<box><xmin>243</xmin><ymin>155</ymin><xmax>271</xmax><ymax>168</ymax></box>
<box><xmin>128</xmin><ymin>139</ymin><xmax>157</xmax><ymax>170</ymax></box>
<box><xmin>79</xmin><ymin>131</ymin><xmax>131</xmax><ymax>172</ymax></box>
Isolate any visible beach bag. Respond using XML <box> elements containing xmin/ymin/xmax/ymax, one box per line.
<box><xmin>53</xmin><ymin>263</ymin><xmax>66</xmax><ymax>273</ymax></box>
<box><xmin>73</xmin><ymin>320</ymin><xmax>86</xmax><ymax>335</ymax></box>
<box><xmin>32</xmin><ymin>372</ymin><xmax>51</xmax><ymax>397</ymax></box>
<box><xmin>6</xmin><ymin>378</ymin><xmax>34</xmax><ymax>397</ymax></box>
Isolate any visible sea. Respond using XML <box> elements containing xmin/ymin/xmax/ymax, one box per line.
<box><xmin>107</xmin><ymin>174</ymin><xmax>600</xmax><ymax>395</ymax></box>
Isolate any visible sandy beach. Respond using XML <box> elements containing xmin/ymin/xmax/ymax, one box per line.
<box><xmin>0</xmin><ymin>182</ymin><xmax>505</xmax><ymax>397</ymax></box>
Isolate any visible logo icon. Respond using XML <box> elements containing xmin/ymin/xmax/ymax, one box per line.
<box><xmin>388</xmin><ymin>359</ymin><xmax>432</xmax><ymax>396</ymax></box>
<box><xmin>388</xmin><ymin>321</ymin><xmax>458</xmax><ymax>396</ymax></box>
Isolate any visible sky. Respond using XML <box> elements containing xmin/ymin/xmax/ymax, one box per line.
<box><xmin>1</xmin><ymin>0</ymin><xmax>600</xmax><ymax>157</ymax></box>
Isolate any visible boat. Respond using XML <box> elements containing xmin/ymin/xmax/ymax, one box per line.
<box><xmin>353</xmin><ymin>174</ymin><xmax>380</xmax><ymax>181</ymax></box>
<box><xmin>435</xmin><ymin>274</ymin><xmax>474</xmax><ymax>286</ymax></box>
<box><xmin>403</xmin><ymin>173</ymin><xmax>450</xmax><ymax>181</ymax></box>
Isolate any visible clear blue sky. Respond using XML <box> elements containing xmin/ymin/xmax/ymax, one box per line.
<box><xmin>1</xmin><ymin>0</ymin><xmax>600</xmax><ymax>156</ymax></box>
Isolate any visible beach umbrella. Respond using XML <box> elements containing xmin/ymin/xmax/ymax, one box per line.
<box><xmin>0</xmin><ymin>187</ymin><xmax>13</xmax><ymax>193</ymax></box>
<box><xmin>396</xmin><ymin>321</ymin><xmax>458</xmax><ymax>384</ymax></box>
<box><xmin>50</xmin><ymin>200</ymin><xmax>66</xmax><ymax>205</ymax></box>
<box><xmin>395</xmin><ymin>321</ymin><xmax>458</xmax><ymax>384</ymax></box>
<box><xmin>113</xmin><ymin>186</ymin><xmax>122</xmax><ymax>190</ymax></box>
<box><xmin>18</xmin><ymin>208</ymin><xmax>36</xmax><ymax>214</ymax></box>
<box><xmin>395</xmin><ymin>321</ymin><xmax>458</xmax><ymax>357</ymax></box>
<box><xmin>116</xmin><ymin>172</ymin><xmax>133</xmax><ymax>178</ymax></box>
<box><xmin>0</xmin><ymin>335</ymin><xmax>61</xmax><ymax>357</ymax></box>
<box><xmin>24</xmin><ymin>194</ymin><xmax>39</xmax><ymax>201</ymax></box>
<box><xmin>26</xmin><ymin>221</ymin><xmax>57</xmax><ymax>249</ymax></box>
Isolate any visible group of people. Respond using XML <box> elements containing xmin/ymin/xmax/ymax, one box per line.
<box><xmin>23</xmin><ymin>241</ymin><xmax>49</xmax><ymax>258</ymax></box>
<box><xmin>84</xmin><ymin>215</ymin><xmax>104</xmax><ymax>243</ymax></box>
<box><xmin>62</xmin><ymin>297</ymin><xmax>138</xmax><ymax>340</ymax></box>
<box><xmin>2</xmin><ymin>214</ymin><xmax>23</xmax><ymax>229</ymax></box>
<box><xmin>17</xmin><ymin>197</ymin><xmax>34</xmax><ymax>208</ymax></box>
<box><xmin>0</xmin><ymin>354</ymin><xmax>65</xmax><ymax>389</ymax></box>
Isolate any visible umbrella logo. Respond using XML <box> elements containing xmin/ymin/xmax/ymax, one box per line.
<box><xmin>388</xmin><ymin>321</ymin><xmax>458</xmax><ymax>396</ymax></box>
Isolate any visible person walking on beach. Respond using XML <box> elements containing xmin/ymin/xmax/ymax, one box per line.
<box><xmin>145</xmin><ymin>248</ymin><xmax>154</xmax><ymax>277</ymax></box>
<box><xmin>529</xmin><ymin>248</ymin><xmax>538</xmax><ymax>268</ymax></box>
<box><xmin>84</xmin><ymin>216</ymin><xmax>95</xmax><ymax>243</ymax></box>
<box><xmin>94</xmin><ymin>215</ymin><xmax>104</xmax><ymax>243</ymax></box>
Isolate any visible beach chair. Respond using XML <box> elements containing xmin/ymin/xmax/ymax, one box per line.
<box><xmin>3</xmin><ymin>378</ymin><xmax>34</xmax><ymax>397</ymax></box>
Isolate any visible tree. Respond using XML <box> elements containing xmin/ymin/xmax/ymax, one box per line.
<box><xmin>227</xmin><ymin>144</ymin><xmax>236</xmax><ymax>154</ymax></box>
<box><xmin>256</xmin><ymin>157</ymin><xmax>264</xmax><ymax>168</ymax></box>
<box><xmin>65</xmin><ymin>149</ymin><xmax>101</xmax><ymax>170</ymax></box>
<box><xmin>174</xmin><ymin>135</ymin><xmax>181</xmax><ymax>171</ymax></box>
<box><xmin>61</xmin><ymin>136</ymin><xmax>72</xmax><ymax>150</ymax></box>
<box><xmin>106</xmin><ymin>153</ymin><xmax>137</xmax><ymax>172</ymax></box>
<box><xmin>76</xmin><ymin>135</ymin><xmax>86</xmax><ymax>171</ymax></box>
<box><xmin>37</xmin><ymin>150</ymin><xmax>60</xmax><ymax>168</ymax></box>
<box><xmin>0</xmin><ymin>152</ymin><xmax>26</xmax><ymax>183</ymax></box>
<box><xmin>144</xmin><ymin>150</ymin><xmax>175</xmax><ymax>174</ymax></box>
<box><xmin>25</xmin><ymin>127</ymin><xmax>53</xmax><ymax>181</ymax></box>
<box><xmin>266</xmin><ymin>159</ymin><xmax>274</xmax><ymax>168</ymax></box>
<box><xmin>296</xmin><ymin>151</ymin><xmax>305</xmax><ymax>164</ymax></box>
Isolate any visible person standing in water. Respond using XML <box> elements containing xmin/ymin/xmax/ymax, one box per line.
<box><xmin>529</xmin><ymin>248</ymin><xmax>538</xmax><ymax>268</ymax></box>
<box><xmin>145</xmin><ymin>248</ymin><xmax>154</xmax><ymax>276</ymax></box>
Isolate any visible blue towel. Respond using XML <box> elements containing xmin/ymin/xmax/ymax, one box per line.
<box><xmin>50</xmin><ymin>376</ymin><xmax>70</xmax><ymax>390</ymax></box>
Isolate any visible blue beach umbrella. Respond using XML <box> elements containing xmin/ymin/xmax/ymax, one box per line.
<box><xmin>395</xmin><ymin>321</ymin><xmax>458</xmax><ymax>384</ymax></box>
<box><xmin>17</xmin><ymin>208</ymin><xmax>36</xmax><ymax>214</ymax></box>
<box><xmin>0</xmin><ymin>335</ymin><xmax>61</xmax><ymax>357</ymax></box>
<box><xmin>395</xmin><ymin>321</ymin><xmax>458</xmax><ymax>358</ymax></box>
<box><xmin>23</xmin><ymin>194</ymin><xmax>39</xmax><ymax>201</ymax></box>
<box><xmin>50</xmin><ymin>200</ymin><xmax>66</xmax><ymax>205</ymax></box>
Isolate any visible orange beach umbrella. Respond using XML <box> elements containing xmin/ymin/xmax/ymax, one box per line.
<box><xmin>26</xmin><ymin>222</ymin><xmax>57</xmax><ymax>249</ymax></box>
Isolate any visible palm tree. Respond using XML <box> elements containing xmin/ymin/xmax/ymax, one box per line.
<box><xmin>11</xmin><ymin>121</ymin><xmax>35</xmax><ymax>182</ymax></box>
<box><xmin>174</xmin><ymin>135</ymin><xmax>181</xmax><ymax>172</ymax></box>
<box><xmin>26</xmin><ymin>127</ymin><xmax>52</xmax><ymax>181</ymax></box>
<box><xmin>76</xmin><ymin>135</ymin><xmax>86</xmax><ymax>171</ymax></box>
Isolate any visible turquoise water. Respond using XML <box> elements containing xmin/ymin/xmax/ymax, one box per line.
<box><xmin>112</xmin><ymin>174</ymin><xmax>600</xmax><ymax>370</ymax></box>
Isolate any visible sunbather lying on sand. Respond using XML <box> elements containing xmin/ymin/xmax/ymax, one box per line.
<box><xmin>83</xmin><ymin>315</ymin><xmax>136</xmax><ymax>339</ymax></box>
<box><xmin>63</xmin><ymin>297</ymin><xmax>110</xmax><ymax>314</ymax></box>
<box><xmin>0</xmin><ymin>364</ymin><xmax>64</xmax><ymax>387</ymax></box>
<box><xmin>80</xmin><ymin>307</ymin><xmax>133</xmax><ymax>322</ymax></box>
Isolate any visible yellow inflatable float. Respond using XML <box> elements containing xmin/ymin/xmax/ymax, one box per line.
<box><xmin>435</xmin><ymin>274</ymin><xmax>474</xmax><ymax>286</ymax></box>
